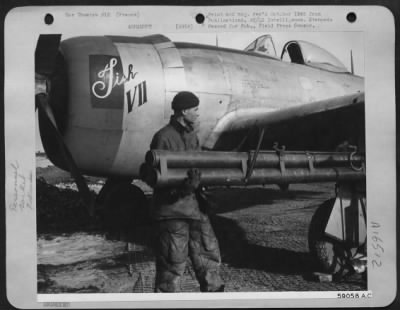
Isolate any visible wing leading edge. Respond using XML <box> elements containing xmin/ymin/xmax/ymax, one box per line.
<box><xmin>205</xmin><ymin>92</ymin><xmax>365</xmax><ymax>152</ymax></box>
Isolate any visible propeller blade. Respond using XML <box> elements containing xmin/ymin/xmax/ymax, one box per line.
<box><xmin>36</xmin><ymin>93</ymin><xmax>96</xmax><ymax>217</ymax></box>
<box><xmin>35</xmin><ymin>34</ymin><xmax>96</xmax><ymax>216</ymax></box>
<box><xmin>35</xmin><ymin>34</ymin><xmax>62</xmax><ymax>76</ymax></box>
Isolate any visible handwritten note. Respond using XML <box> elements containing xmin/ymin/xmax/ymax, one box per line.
<box><xmin>9</xmin><ymin>161</ymin><xmax>33</xmax><ymax>212</ymax></box>
<box><xmin>370</xmin><ymin>221</ymin><xmax>384</xmax><ymax>268</ymax></box>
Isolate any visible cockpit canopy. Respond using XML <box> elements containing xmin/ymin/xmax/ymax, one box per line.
<box><xmin>281</xmin><ymin>40</ymin><xmax>349</xmax><ymax>73</ymax></box>
<box><xmin>244</xmin><ymin>34</ymin><xmax>278</xmax><ymax>58</ymax></box>
<box><xmin>245</xmin><ymin>35</ymin><xmax>349</xmax><ymax>73</ymax></box>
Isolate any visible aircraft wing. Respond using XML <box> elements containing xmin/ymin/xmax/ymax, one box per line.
<box><xmin>206</xmin><ymin>92</ymin><xmax>365</xmax><ymax>152</ymax></box>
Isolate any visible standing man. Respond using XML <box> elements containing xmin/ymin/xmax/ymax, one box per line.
<box><xmin>150</xmin><ymin>91</ymin><xmax>224</xmax><ymax>292</ymax></box>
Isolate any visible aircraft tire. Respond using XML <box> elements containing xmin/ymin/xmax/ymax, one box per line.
<box><xmin>308</xmin><ymin>199</ymin><xmax>354</xmax><ymax>278</ymax></box>
<box><xmin>100</xmin><ymin>182</ymin><xmax>149</xmax><ymax>240</ymax></box>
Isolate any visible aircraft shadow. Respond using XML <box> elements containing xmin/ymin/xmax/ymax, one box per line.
<box><xmin>207</xmin><ymin>185</ymin><xmax>333</xmax><ymax>214</ymax></box>
<box><xmin>210</xmin><ymin>215</ymin><xmax>315</xmax><ymax>276</ymax></box>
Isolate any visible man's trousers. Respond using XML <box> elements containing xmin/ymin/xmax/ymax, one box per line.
<box><xmin>154</xmin><ymin>213</ymin><xmax>224</xmax><ymax>292</ymax></box>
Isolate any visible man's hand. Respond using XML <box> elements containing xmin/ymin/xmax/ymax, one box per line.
<box><xmin>188</xmin><ymin>168</ymin><xmax>201</xmax><ymax>188</ymax></box>
<box><xmin>183</xmin><ymin>168</ymin><xmax>202</xmax><ymax>192</ymax></box>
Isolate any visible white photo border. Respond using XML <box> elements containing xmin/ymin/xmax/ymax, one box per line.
<box><xmin>4</xmin><ymin>5</ymin><xmax>396</xmax><ymax>308</ymax></box>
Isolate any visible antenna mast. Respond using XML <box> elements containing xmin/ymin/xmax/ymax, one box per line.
<box><xmin>350</xmin><ymin>50</ymin><xmax>354</xmax><ymax>74</ymax></box>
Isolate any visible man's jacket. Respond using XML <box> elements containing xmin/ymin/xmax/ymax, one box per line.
<box><xmin>150</xmin><ymin>116</ymin><xmax>202</xmax><ymax>220</ymax></box>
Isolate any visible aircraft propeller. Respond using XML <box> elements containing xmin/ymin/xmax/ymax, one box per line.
<box><xmin>35</xmin><ymin>35</ymin><xmax>96</xmax><ymax>217</ymax></box>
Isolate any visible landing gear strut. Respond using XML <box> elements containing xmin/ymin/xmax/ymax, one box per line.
<box><xmin>308</xmin><ymin>183</ymin><xmax>366</xmax><ymax>278</ymax></box>
<box><xmin>96</xmin><ymin>178</ymin><xmax>150</xmax><ymax>241</ymax></box>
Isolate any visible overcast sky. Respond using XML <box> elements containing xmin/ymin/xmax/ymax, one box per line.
<box><xmin>35</xmin><ymin>31</ymin><xmax>364</xmax><ymax>151</ymax></box>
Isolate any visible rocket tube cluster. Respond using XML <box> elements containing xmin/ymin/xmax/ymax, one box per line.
<box><xmin>140</xmin><ymin>150</ymin><xmax>365</xmax><ymax>188</ymax></box>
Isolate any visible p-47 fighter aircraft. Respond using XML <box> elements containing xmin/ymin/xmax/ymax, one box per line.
<box><xmin>35</xmin><ymin>34</ymin><xmax>366</xmax><ymax>277</ymax></box>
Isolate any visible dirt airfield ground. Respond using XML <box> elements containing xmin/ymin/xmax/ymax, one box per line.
<box><xmin>36</xmin><ymin>155</ymin><xmax>366</xmax><ymax>293</ymax></box>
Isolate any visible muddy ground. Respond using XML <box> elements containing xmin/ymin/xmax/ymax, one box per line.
<box><xmin>37</xmin><ymin>156</ymin><xmax>366</xmax><ymax>293</ymax></box>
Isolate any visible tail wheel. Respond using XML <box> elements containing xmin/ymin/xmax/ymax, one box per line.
<box><xmin>308</xmin><ymin>199</ymin><xmax>364</xmax><ymax>278</ymax></box>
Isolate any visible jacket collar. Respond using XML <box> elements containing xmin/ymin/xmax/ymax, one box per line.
<box><xmin>170</xmin><ymin>115</ymin><xmax>193</xmax><ymax>133</ymax></box>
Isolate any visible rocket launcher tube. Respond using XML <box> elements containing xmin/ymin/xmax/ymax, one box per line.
<box><xmin>145</xmin><ymin>150</ymin><xmax>365</xmax><ymax>169</ymax></box>
<box><xmin>141</xmin><ymin>167</ymin><xmax>365</xmax><ymax>188</ymax></box>
<box><xmin>141</xmin><ymin>150</ymin><xmax>365</xmax><ymax>188</ymax></box>
<box><xmin>145</xmin><ymin>150</ymin><xmax>247</xmax><ymax>168</ymax></box>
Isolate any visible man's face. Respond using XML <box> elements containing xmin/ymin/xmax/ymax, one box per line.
<box><xmin>182</xmin><ymin>106</ymin><xmax>200</xmax><ymax>125</ymax></box>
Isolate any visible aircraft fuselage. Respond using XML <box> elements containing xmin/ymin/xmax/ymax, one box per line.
<box><xmin>39</xmin><ymin>35</ymin><xmax>364</xmax><ymax>178</ymax></box>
